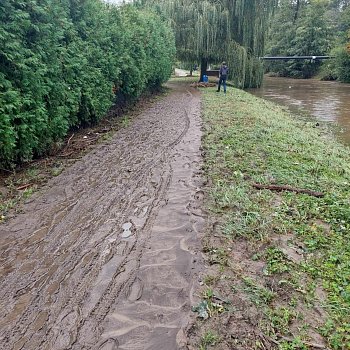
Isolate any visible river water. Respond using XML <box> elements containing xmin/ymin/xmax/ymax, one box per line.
<box><xmin>247</xmin><ymin>76</ymin><xmax>350</xmax><ymax>145</ymax></box>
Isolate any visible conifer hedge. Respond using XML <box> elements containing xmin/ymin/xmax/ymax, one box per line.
<box><xmin>0</xmin><ymin>0</ymin><xmax>175</xmax><ymax>167</ymax></box>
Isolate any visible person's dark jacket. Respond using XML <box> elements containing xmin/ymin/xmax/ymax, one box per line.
<box><xmin>220</xmin><ymin>65</ymin><xmax>229</xmax><ymax>78</ymax></box>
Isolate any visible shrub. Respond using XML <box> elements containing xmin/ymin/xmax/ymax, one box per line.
<box><xmin>335</xmin><ymin>47</ymin><xmax>350</xmax><ymax>83</ymax></box>
<box><xmin>0</xmin><ymin>0</ymin><xmax>175</xmax><ymax>167</ymax></box>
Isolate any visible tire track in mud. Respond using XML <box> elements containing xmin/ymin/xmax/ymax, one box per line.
<box><xmin>0</xmin><ymin>81</ymin><xmax>204</xmax><ymax>350</ymax></box>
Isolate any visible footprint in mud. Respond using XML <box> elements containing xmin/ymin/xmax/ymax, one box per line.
<box><xmin>159</xmin><ymin>199</ymin><xmax>168</xmax><ymax>207</ymax></box>
<box><xmin>126</xmin><ymin>277</ymin><xmax>143</xmax><ymax>302</ymax></box>
<box><xmin>191</xmin><ymin>174</ymin><xmax>206</xmax><ymax>187</ymax></box>
<box><xmin>194</xmin><ymin>190</ymin><xmax>204</xmax><ymax>201</ymax></box>
<box><xmin>138</xmin><ymin>194</ymin><xmax>150</xmax><ymax>204</ymax></box>
<box><xmin>186</xmin><ymin>202</ymin><xmax>205</xmax><ymax>218</ymax></box>
<box><xmin>52</xmin><ymin>309</ymin><xmax>80</xmax><ymax>349</ymax></box>
<box><xmin>130</xmin><ymin>206</ymin><xmax>149</xmax><ymax>229</ymax></box>
<box><xmin>98</xmin><ymin>338</ymin><xmax>119</xmax><ymax>350</ymax></box>
<box><xmin>192</xmin><ymin>218</ymin><xmax>205</xmax><ymax>235</ymax></box>
<box><xmin>178</xmin><ymin>179</ymin><xmax>187</xmax><ymax>186</ymax></box>
<box><xmin>133</xmin><ymin>206</ymin><xmax>148</xmax><ymax>217</ymax></box>
<box><xmin>76</xmin><ymin>319</ymin><xmax>101</xmax><ymax>347</ymax></box>
<box><xmin>192</xmin><ymin>159</ymin><xmax>200</xmax><ymax>166</ymax></box>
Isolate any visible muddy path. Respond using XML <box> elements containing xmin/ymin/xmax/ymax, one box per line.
<box><xmin>0</xmin><ymin>81</ymin><xmax>204</xmax><ymax>350</ymax></box>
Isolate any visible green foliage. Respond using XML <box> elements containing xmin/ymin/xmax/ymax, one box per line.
<box><xmin>141</xmin><ymin>0</ymin><xmax>276</xmax><ymax>88</ymax></box>
<box><xmin>334</xmin><ymin>46</ymin><xmax>350</xmax><ymax>82</ymax></box>
<box><xmin>321</xmin><ymin>43</ymin><xmax>350</xmax><ymax>82</ymax></box>
<box><xmin>200</xmin><ymin>330</ymin><xmax>219</xmax><ymax>350</ymax></box>
<box><xmin>265</xmin><ymin>247</ymin><xmax>292</xmax><ymax>274</ymax></box>
<box><xmin>242</xmin><ymin>277</ymin><xmax>276</xmax><ymax>305</ymax></box>
<box><xmin>279</xmin><ymin>337</ymin><xmax>308</xmax><ymax>350</ymax></box>
<box><xmin>266</xmin><ymin>0</ymin><xmax>350</xmax><ymax>80</ymax></box>
<box><xmin>265</xmin><ymin>0</ymin><xmax>334</xmax><ymax>78</ymax></box>
<box><xmin>0</xmin><ymin>0</ymin><xmax>175</xmax><ymax>167</ymax></box>
<box><xmin>321</xmin><ymin>6</ymin><xmax>350</xmax><ymax>82</ymax></box>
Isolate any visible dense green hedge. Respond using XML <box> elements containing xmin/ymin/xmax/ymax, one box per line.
<box><xmin>0</xmin><ymin>0</ymin><xmax>175</xmax><ymax>167</ymax></box>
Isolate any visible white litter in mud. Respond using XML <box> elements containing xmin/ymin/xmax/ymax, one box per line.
<box><xmin>121</xmin><ymin>222</ymin><xmax>133</xmax><ymax>238</ymax></box>
<box><xmin>122</xmin><ymin>222</ymin><xmax>132</xmax><ymax>230</ymax></box>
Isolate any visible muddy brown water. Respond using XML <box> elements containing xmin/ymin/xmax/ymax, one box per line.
<box><xmin>247</xmin><ymin>76</ymin><xmax>350</xmax><ymax>144</ymax></box>
<box><xmin>0</xmin><ymin>81</ymin><xmax>205</xmax><ymax>350</ymax></box>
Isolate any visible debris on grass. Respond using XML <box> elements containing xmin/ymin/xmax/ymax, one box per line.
<box><xmin>192</xmin><ymin>300</ymin><xmax>210</xmax><ymax>320</ymax></box>
<box><xmin>190</xmin><ymin>82</ymin><xmax>217</xmax><ymax>88</ymax></box>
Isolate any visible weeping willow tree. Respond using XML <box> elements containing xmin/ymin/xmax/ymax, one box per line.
<box><xmin>135</xmin><ymin>0</ymin><xmax>277</xmax><ymax>87</ymax></box>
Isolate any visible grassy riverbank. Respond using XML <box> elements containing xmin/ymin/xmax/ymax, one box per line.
<box><xmin>190</xmin><ymin>87</ymin><xmax>350</xmax><ymax>349</ymax></box>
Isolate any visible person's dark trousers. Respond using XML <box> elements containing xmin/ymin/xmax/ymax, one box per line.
<box><xmin>217</xmin><ymin>76</ymin><xmax>227</xmax><ymax>93</ymax></box>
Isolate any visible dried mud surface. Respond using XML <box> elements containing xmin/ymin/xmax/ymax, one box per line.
<box><xmin>0</xmin><ymin>81</ymin><xmax>204</xmax><ymax>350</ymax></box>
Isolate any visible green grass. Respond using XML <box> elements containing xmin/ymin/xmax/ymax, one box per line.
<box><xmin>200</xmin><ymin>330</ymin><xmax>220</xmax><ymax>350</ymax></box>
<box><xmin>242</xmin><ymin>276</ymin><xmax>276</xmax><ymax>305</ymax></box>
<box><xmin>199</xmin><ymin>87</ymin><xmax>350</xmax><ymax>349</ymax></box>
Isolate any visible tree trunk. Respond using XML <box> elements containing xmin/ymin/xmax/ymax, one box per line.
<box><xmin>293</xmin><ymin>0</ymin><xmax>300</xmax><ymax>24</ymax></box>
<box><xmin>199</xmin><ymin>57</ymin><xmax>208</xmax><ymax>82</ymax></box>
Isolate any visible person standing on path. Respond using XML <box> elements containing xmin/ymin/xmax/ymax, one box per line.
<box><xmin>217</xmin><ymin>61</ymin><xmax>229</xmax><ymax>93</ymax></box>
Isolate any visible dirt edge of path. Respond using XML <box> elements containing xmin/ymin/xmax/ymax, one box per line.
<box><xmin>0</xmin><ymin>88</ymin><xmax>169</xmax><ymax>223</ymax></box>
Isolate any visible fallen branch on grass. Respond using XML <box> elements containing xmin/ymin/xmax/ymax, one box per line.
<box><xmin>262</xmin><ymin>334</ymin><xmax>328</xmax><ymax>350</ymax></box>
<box><xmin>279</xmin><ymin>335</ymin><xmax>328</xmax><ymax>349</ymax></box>
<box><xmin>16</xmin><ymin>184</ymin><xmax>32</xmax><ymax>191</ymax></box>
<box><xmin>190</xmin><ymin>82</ymin><xmax>216</xmax><ymax>88</ymax></box>
<box><xmin>58</xmin><ymin>151</ymin><xmax>74</xmax><ymax>158</ymax></box>
<box><xmin>252</xmin><ymin>183</ymin><xmax>324</xmax><ymax>198</ymax></box>
<box><xmin>84</xmin><ymin>137</ymin><xmax>100</xmax><ymax>145</ymax></box>
<box><xmin>66</xmin><ymin>133</ymin><xmax>75</xmax><ymax>146</ymax></box>
<box><xmin>0</xmin><ymin>167</ymin><xmax>15</xmax><ymax>174</ymax></box>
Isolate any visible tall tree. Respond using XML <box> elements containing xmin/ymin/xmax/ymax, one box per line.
<box><xmin>137</xmin><ymin>0</ymin><xmax>277</xmax><ymax>87</ymax></box>
<box><xmin>265</xmin><ymin>0</ymin><xmax>333</xmax><ymax>78</ymax></box>
<box><xmin>332</xmin><ymin>2</ymin><xmax>350</xmax><ymax>82</ymax></box>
